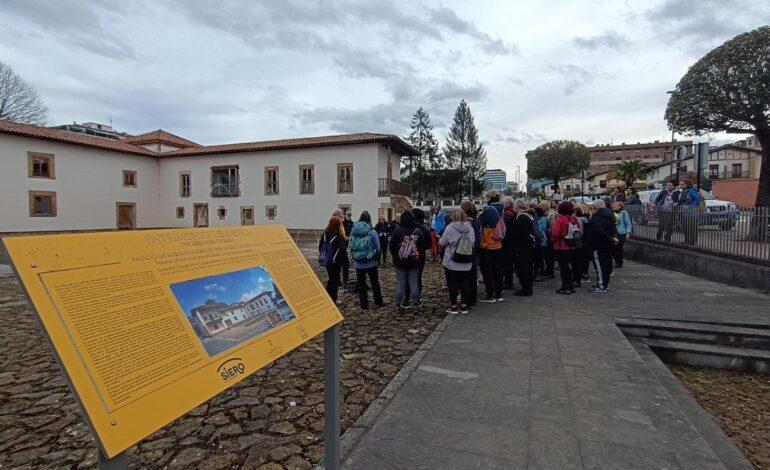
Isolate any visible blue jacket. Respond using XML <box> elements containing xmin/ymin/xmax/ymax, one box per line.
<box><xmin>537</xmin><ymin>216</ymin><xmax>548</xmax><ymax>247</ymax></box>
<box><xmin>615</xmin><ymin>210</ymin><xmax>633</xmax><ymax>235</ymax></box>
<box><xmin>680</xmin><ymin>188</ymin><xmax>701</xmax><ymax>208</ymax></box>
<box><xmin>479</xmin><ymin>202</ymin><xmax>503</xmax><ymax>228</ymax></box>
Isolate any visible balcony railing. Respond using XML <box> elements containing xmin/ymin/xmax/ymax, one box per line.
<box><xmin>706</xmin><ymin>169</ymin><xmax>752</xmax><ymax>180</ymax></box>
<box><xmin>378</xmin><ymin>178</ymin><xmax>412</xmax><ymax>197</ymax></box>
<box><xmin>211</xmin><ymin>182</ymin><xmax>240</xmax><ymax>197</ymax></box>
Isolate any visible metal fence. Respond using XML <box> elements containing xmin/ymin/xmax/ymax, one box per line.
<box><xmin>623</xmin><ymin>205</ymin><xmax>770</xmax><ymax>263</ymax></box>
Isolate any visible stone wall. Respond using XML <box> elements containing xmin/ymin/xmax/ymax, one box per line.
<box><xmin>624</xmin><ymin>239</ymin><xmax>770</xmax><ymax>293</ymax></box>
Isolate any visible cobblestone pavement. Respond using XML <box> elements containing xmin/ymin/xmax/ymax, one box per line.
<box><xmin>0</xmin><ymin>242</ymin><xmax>449</xmax><ymax>469</ymax></box>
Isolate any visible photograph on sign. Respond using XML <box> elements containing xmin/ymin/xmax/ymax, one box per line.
<box><xmin>170</xmin><ymin>265</ymin><xmax>295</xmax><ymax>357</ymax></box>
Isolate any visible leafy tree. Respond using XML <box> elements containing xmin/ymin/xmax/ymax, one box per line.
<box><xmin>665</xmin><ymin>26</ymin><xmax>770</xmax><ymax>208</ymax></box>
<box><xmin>527</xmin><ymin>140</ymin><xmax>590</xmax><ymax>188</ymax></box>
<box><xmin>443</xmin><ymin>99</ymin><xmax>487</xmax><ymax>200</ymax></box>
<box><xmin>404</xmin><ymin>107</ymin><xmax>441</xmax><ymax>202</ymax></box>
<box><xmin>610</xmin><ymin>159</ymin><xmax>649</xmax><ymax>188</ymax></box>
<box><xmin>0</xmin><ymin>61</ymin><xmax>48</xmax><ymax>125</ymax></box>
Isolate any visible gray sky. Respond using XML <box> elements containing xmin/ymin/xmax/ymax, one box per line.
<box><xmin>1</xmin><ymin>0</ymin><xmax>768</xmax><ymax>182</ymax></box>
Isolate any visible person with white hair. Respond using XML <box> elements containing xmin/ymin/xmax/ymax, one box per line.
<box><xmin>586</xmin><ymin>199</ymin><xmax>619</xmax><ymax>293</ymax></box>
<box><xmin>439</xmin><ymin>208</ymin><xmax>475</xmax><ymax>314</ymax></box>
<box><xmin>511</xmin><ymin>198</ymin><xmax>537</xmax><ymax>296</ymax></box>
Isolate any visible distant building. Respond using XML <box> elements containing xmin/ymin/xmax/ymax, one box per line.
<box><xmin>586</xmin><ymin>140</ymin><xmax>693</xmax><ymax>174</ymax></box>
<box><xmin>50</xmin><ymin>121</ymin><xmax>131</xmax><ymax>140</ymax></box>
<box><xmin>505</xmin><ymin>181</ymin><xmax>519</xmax><ymax>193</ymax></box>
<box><xmin>481</xmin><ymin>169</ymin><xmax>506</xmax><ymax>191</ymax></box>
<box><xmin>190</xmin><ymin>291</ymin><xmax>280</xmax><ymax>338</ymax></box>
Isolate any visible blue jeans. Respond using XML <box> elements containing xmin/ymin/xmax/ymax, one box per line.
<box><xmin>395</xmin><ymin>267</ymin><xmax>420</xmax><ymax>305</ymax></box>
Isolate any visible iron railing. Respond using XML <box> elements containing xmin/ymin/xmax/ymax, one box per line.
<box><xmin>378</xmin><ymin>178</ymin><xmax>412</xmax><ymax>197</ymax></box>
<box><xmin>624</xmin><ymin>205</ymin><xmax>770</xmax><ymax>263</ymax></box>
<box><xmin>706</xmin><ymin>169</ymin><xmax>753</xmax><ymax>180</ymax></box>
<box><xmin>210</xmin><ymin>182</ymin><xmax>239</xmax><ymax>197</ymax></box>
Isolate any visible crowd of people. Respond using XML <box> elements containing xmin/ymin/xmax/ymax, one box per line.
<box><xmin>318</xmin><ymin>187</ymin><xmax>643</xmax><ymax>315</ymax></box>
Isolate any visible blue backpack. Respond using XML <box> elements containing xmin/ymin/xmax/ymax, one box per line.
<box><xmin>318</xmin><ymin>234</ymin><xmax>338</xmax><ymax>267</ymax></box>
<box><xmin>349</xmin><ymin>222</ymin><xmax>375</xmax><ymax>261</ymax></box>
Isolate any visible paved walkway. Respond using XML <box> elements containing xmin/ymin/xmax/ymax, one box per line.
<box><xmin>344</xmin><ymin>261</ymin><xmax>766</xmax><ymax>469</ymax></box>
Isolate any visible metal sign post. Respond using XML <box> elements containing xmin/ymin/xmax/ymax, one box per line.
<box><xmin>324</xmin><ymin>324</ymin><xmax>341</xmax><ymax>470</ymax></box>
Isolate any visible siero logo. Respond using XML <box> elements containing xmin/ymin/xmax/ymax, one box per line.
<box><xmin>217</xmin><ymin>357</ymin><xmax>245</xmax><ymax>382</ymax></box>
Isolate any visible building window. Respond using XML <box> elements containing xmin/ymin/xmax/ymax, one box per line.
<box><xmin>337</xmin><ymin>163</ymin><xmax>353</xmax><ymax>193</ymax></box>
<box><xmin>265</xmin><ymin>167</ymin><xmax>279</xmax><ymax>195</ymax></box>
<box><xmin>211</xmin><ymin>166</ymin><xmax>239</xmax><ymax>197</ymax></box>
<box><xmin>180</xmin><ymin>172</ymin><xmax>191</xmax><ymax>197</ymax></box>
<box><xmin>123</xmin><ymin>170</ymin><xmax>137</xmax><ymax>187</ymax></box>
<box><xmin>29</xmin><ymin>191</ymin><xmax>57</xmax><ymax>217</ymax></box>
<box><xmin>217</xmin><ymin>206</ymin><xmax>227</xmax><ymax>219</ymax></box>
<box><xmin>299</xmin><ymin>165</ymin><xmax>314</xmax><ymax>194</ymax></box>
<box><xmin>731</xmin><ymin>163</ymin><xmax>743</xmax><ymax>177</ymax></box>
<box><xmin>338</xmin><ymin>204</ymin><xmax>351</xmax><ymax>217</ymax></box>
<box><xmin>241</xmin><ymin>206</ymin><xmax>254</xmax><ymax>225</ymax></box>
<box><xmin>265</xmin><ymin>205</ymin><xmax>277</xmax><ymax>220</ymax></box>
<box><xmin>176</xmin><ymin>206</ymin><xmax>185</xmax><ymax>218</ymax></box>
<box><xmin>27</xmin><ymin>152</ymin><xmax>55</xmax><ymax>179</ymax></box>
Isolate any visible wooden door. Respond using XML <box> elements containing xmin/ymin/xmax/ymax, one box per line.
<box><xmin>116</xmin><ymin>203</ymin><xmax>136</xmax><ymax>230</ymax></box>
<box><xmin>193</xmin><ymin>203</ymin><xmax>209</xmax><ymax>227</ymax></box>
<box><xmin>241</xmin><ymin>206</ymin><xmax>254</xmax><ymax>225</ymax></box>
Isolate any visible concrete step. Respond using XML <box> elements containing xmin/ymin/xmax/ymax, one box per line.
<box><xmin>641</xmin><ymin>338</ymin><xmax>770</xmax><ymax>374</ymax></box>
<box><xmin>616</xmin><ymin>317</ymin><xmax>770</xmax><ymax>350</ymax></box>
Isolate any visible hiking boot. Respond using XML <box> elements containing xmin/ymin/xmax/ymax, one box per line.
<box><xmin>478</xmin><ymin>297</ymin><xmax>496</xmax><ymax>304</ymax></box>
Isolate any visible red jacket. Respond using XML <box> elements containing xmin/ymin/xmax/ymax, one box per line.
<box><xmin>552</xmin><ymin>214</ymin><xmax>578</xmax><ymax>251</ymax></box>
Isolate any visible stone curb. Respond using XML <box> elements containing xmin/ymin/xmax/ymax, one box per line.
<box><xmin>630</xmin><ymin>339</ymin><xmax>753</xmax><ymax>470</ymax></box>
<box><xmin>316</xmin><ymin>312</ymin><xmax>456</xmax><ymax>469</ymax></box>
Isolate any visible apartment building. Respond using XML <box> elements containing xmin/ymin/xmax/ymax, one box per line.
<box><xmin>0</xmin><ymin>119</ymin><xmax>417</xmax><ymax>232</ymax></box>
<box><xmin>587</xmin><ymin>140</ymin><xmax>693</xmax><ymax>174</ymax></box>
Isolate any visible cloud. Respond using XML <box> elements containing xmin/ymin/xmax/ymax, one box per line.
<box><xmin>428</xmin><ymin>5</ymin><xmax>518</xmax><ymax>55</ymax></box>
<box><xmin>0</xmin><ymin>0</ymin><xmax>135</xmax><ymax>59</ymax></box>
<box><xmin>203</xmin><ymin>283</ymin><xmax>227</xmax><ymax>292</ymax></box>
<box><xmin>546</xmin><ymin>64</ymin><xmax>594</xmax><ymax>95</ymax></box>
<box><xmin>493</xmin><ymin>132</ymin><xmax>548</xmax><ymax>144</ymax></box>
<box><xmin>573</xmin><ymin>30</ymin><xmax>630</xmax><ymax>50</ymax></box>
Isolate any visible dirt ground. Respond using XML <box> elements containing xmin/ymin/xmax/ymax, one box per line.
<box><xmin>670</xmin><ymin>365</ymin><xmax>770</xmax><ymax>470</ymax></box>
<box><xmin>0</xmin><ymin>241</ymin><xmax>452</xmax><ymax>469</ymax></box>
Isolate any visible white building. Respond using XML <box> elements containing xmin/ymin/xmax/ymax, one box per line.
<box><xmin>0</xmin><ymin>119</ymin><xmax>417</xmax><ymax>232</ymax></box>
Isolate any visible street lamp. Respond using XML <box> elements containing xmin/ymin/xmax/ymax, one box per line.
<box><xmin>515</xmin><ymin>165</ymin><xmax>520</xmax><ymax>194</ymax></box>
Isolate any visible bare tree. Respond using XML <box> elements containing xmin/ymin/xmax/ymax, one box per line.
<box><xmin>0</xmin><ymin>61</ymin><xmax>49</xmax><ymax>125</ymax></box>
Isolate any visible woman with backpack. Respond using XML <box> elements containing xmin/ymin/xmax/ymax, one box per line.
<box><xmin>389</xmin><ymin>210</ymin><xmax>424</xmax><ymax>313</ymax></box>
<box><xmin>552</xmin><ymin>201</ymin><xmax>580</xmax><ymax>295</ymax></box>
<box><xmin>533</xmin><ymin>206</ymin><xmax>548</xmax><ymax>282</ymax></box>
<box><xmin>460</xmin><ymin>201</ymin><xmax>481</xmax><ymax>307</ymax></box>
<box><xmin>318</xmin><ymin>216</ymin><xmax>347</xmax><ymax>304</ymax></box>
<box><xmin>349</xmin><ymin>211</ymin><xmax>384</xmax><ymax>310</ymax></box>
<box><xmin>439</xmin><ymin>209</ymin><xmax>475</xmax><ymax>314</ymax></box>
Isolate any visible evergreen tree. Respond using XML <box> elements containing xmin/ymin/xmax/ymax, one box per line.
<box><xmin>442</xmin><ymin>100</ymin><xmax>487</xmax><ymax>200</ymax></box>
<box><xmin>404</xmin><ymin>107</ymin><xmax>441</xmax><ymax>201</ymax></box>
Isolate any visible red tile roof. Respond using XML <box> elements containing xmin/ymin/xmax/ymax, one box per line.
<box><xmin>123</xmin><ymin>130</ymin><xmax>201</xmax><ymax>148</ymax></box>
<box><xmin>164</xmin><ymin>132</ymin><xmax>419</xmax><ymax>157</ymax></box>
<box><xmin>0</xmin><ymin>119</ymin><xmax>419</xmax><ymax>158</ymax></box>
<box><xmin>0</xmin><ymin>119</ymin><xmax>156</xmax><ymax>156</ymax></box>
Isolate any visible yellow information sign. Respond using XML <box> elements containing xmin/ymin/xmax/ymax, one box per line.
<box><xmin>2</xmin><ymin>226</ymin><xmax>343</xmax><ymax>458</ymax></box>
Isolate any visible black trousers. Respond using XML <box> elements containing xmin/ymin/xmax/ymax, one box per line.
<box><xmin>444</xmin><ymin>268</ymin><xmax>470</xmax><ymax>306</ymax></box>
<box><xmin>466</xmin><ymin>257</ymin><xmax>479</xmax><ymax>306</ymax></box>
<box><xmin>543</xmin><ymin>243</ymin><xmax>555</xmax><ymax>276</ymax></box>
<box><xmin>479</xmin><ymin>248</ymin><xmax>504</xmax><ymax>298</ymax></box>
<box><xmin>657</xmin><ymin>210</ymin><xmax>675</xmax><ymax>241</ymax></box>
<box><xmin>576</xmin><ymin>247</ymin><xmax>590</xmax><ymax>277</ymax></box>
<box><xmin>356</xmin><ymin>266</ymin><xmax>383</xmax><ymax>309</ymax></box>
<box><xmin>325</xmin><ymin>263</ymin><xmax>341</xmax><ymax>302</ymax></box>
<box><xmin>612</xmin><ymin>235</ymin><xmax>627</xmax><ymax>266</ymax></box>
<box><xmin>683</xmin><ymin>215</ymin><xmax>698</xmax><ymax>245</ymax></box>
<box><xmin>503</xmin><ymin>247</ymin><xmax>516</xmax><ymax>288</ymax></box>
<box><xmin>533</xmin><ymin>245</ymin><xmax>545</xmax><ymax>277</ymax></box>
<box><xmin>379</xmin><ymin>237</ymin><xmax>388</xmax><ymax>265</ymax></box>
<box><xmin>592</xmin><ymin>248</ymin><xmax>613</xmax><ymax>289</ymax></box>
<box><xmin>556</xmin><ymin>250</ymin><xmax>575</xmax><ymax>290</ymax></box>
<box><xmin>515</xmin><ymin>250</ymin><xmax>534</xmax><ymax>294</ymax></box>
<box><xmin>340</xmin><ymin>250</ymin><xmax>350</xmax><ymax>284</ymax></box>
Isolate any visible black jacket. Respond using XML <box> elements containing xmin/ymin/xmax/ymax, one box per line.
<box><xmin>586</xmin><ymin>208</ymin><xmax>618</xmax><ymax>250</ymax></box>
<box><xmin>512</xmin><ymin>212</ymin><xmax>537</xmax><ymax>254</ymax></box>
<box><xmin>389</xmin><ymin>225</ymin><xmax>425</xmax><ymax>269</ymax></box>
<box><xmin>374</xmin><ymin>221</ymin><xmax>391</xmax><ymax>238</ymax></box>
<box><xmin>318</xmin><ymin>230</ymin><xmax>345</xmax><ymax>265</ymax></box>
<box><xmin>343</xmin><ymin>219</ymin><xmax>354</xmax><ymax>237</ymax></box>
<box><xmin>415</xmin><ymin>223</ymin><xmax>431</xmax><ymax>259</ymax></box>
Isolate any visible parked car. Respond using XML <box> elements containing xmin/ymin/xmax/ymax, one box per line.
<box><xmin>569</xmin><ymin>195</ymin><xmax>599</xmax><ymax>206</ymax></box>
<box><xmin>636</xmin><ymin>190</ymin><xmax>739</xmax><ymax>230</ymax></box>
